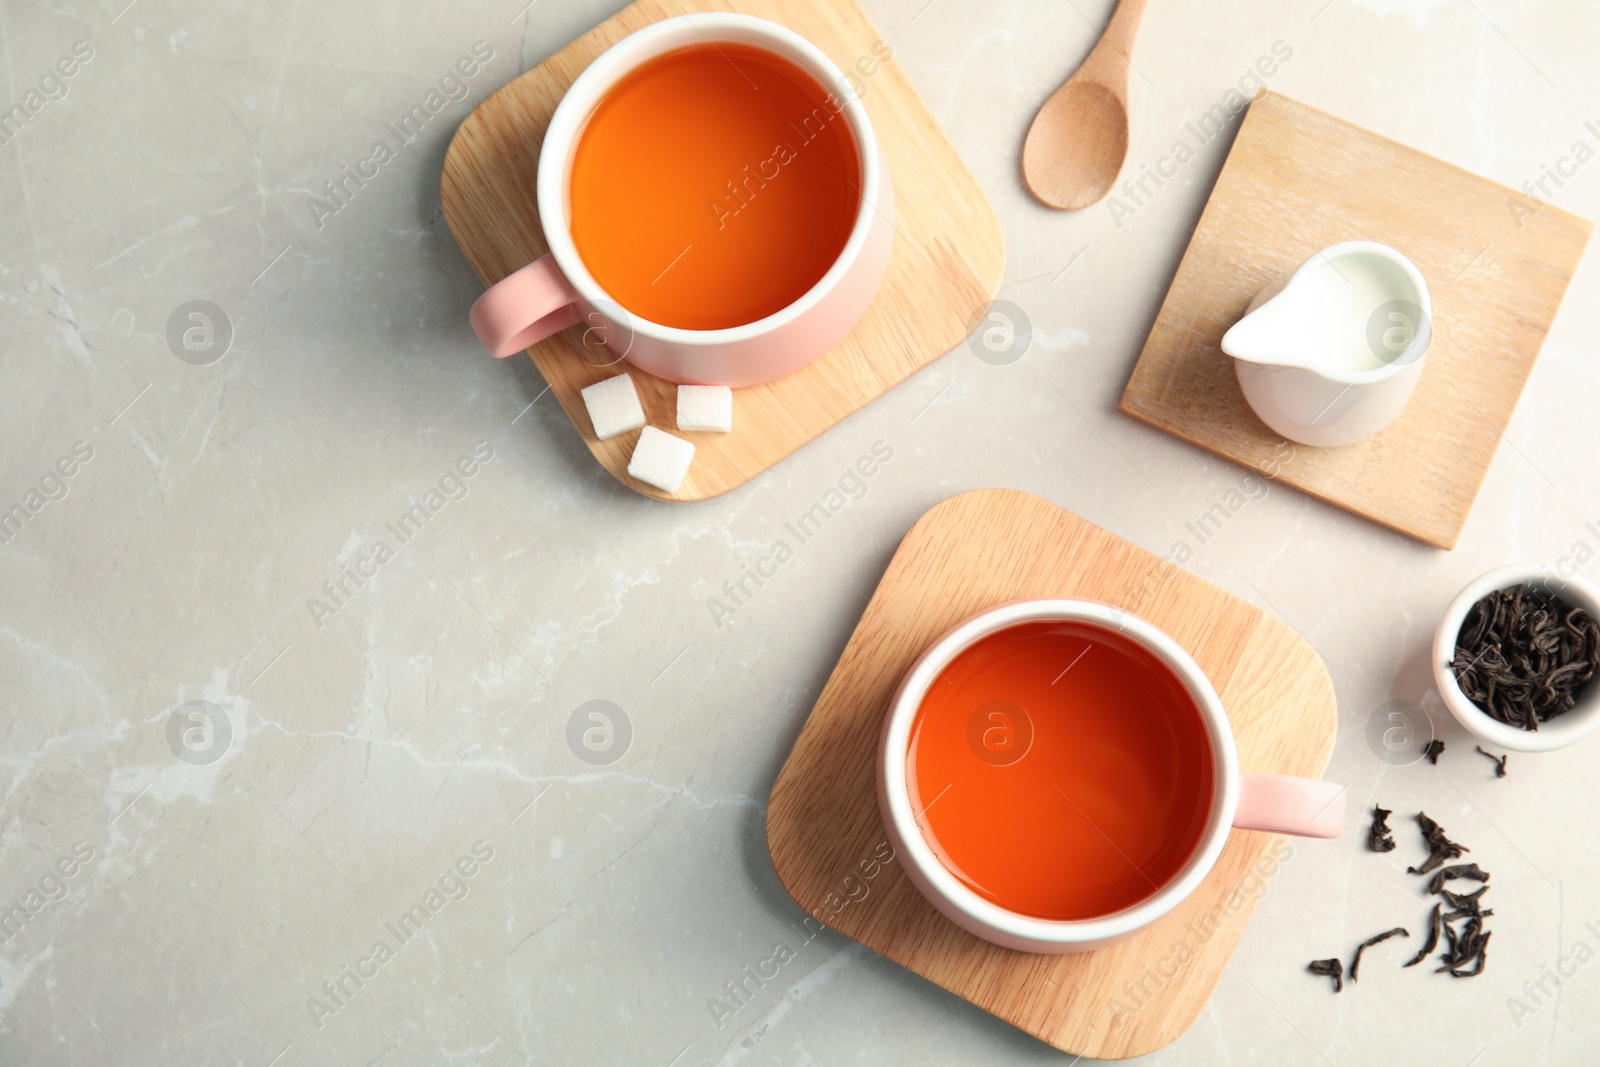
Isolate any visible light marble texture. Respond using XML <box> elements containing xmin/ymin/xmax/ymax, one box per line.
<box><xmin>3</xmin><ymin>0</ymin><xmax>1599</xmax><ymax>1063</ymax></box>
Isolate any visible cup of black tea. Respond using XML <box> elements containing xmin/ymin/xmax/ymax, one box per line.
<box><xmin>1433</xmin><ymin>563</ymin><xmax>1600</xmax><ymax>753</ymax></box>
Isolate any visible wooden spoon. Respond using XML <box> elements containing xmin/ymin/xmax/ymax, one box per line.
<box><xmin>1021</xmin><ymin>0</ymin><xmax>1150</xmax><ymax>211</ymax></box>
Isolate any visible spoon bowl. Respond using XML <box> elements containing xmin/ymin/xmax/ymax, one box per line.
<box><xmin>1021</xmin><ymin>0</ymin><xmax>1148</xmax><ymax>211</ymax></box>
<box><xmin>1022</xmin><ymin>81</ymin><xmax>1129</xmax><ymax>210</ymax></box>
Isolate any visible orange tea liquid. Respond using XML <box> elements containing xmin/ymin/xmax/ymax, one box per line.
<box><xmin>907</xmin><ymin>620</ymin><xmax>1215</xmax><ymax>921</ymax></box>
<box><xmin>568</xmin><ymin>42</ymin><xmax>861</xmax><ymax>330</ymax></box>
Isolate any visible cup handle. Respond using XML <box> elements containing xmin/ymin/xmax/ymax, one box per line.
<box><xmin>1233</xmin><ymin>771</ymin><xmax>1345</xmax><ymax>839</ymax></box>
<box><xmin>470</xmin><ymin>255</ymin><xmax>581</xmax><ymax>358</ymax></box>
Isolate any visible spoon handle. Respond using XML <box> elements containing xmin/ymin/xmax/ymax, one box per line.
<box><xmin>1080</xmin><ymin>0</ymin><xmax>1150</xmax><ymax>83</ymax></box>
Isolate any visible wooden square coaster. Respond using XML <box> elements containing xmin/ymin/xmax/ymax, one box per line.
<box><xmin>766</xmin><ymin>490</ymin><xmax>1337</xmax><ymax>1058</ymax></box>
<box><xmin>1119</xmin><ymin>91</ymin><xmax>1590</xmax><ymax>548</ymax></box>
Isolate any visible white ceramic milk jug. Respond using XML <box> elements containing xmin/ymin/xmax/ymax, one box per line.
<box><xmin>1221</xmin><ymin>241</ymin><xmax>1431</xmax><ymax>447</ymax></box>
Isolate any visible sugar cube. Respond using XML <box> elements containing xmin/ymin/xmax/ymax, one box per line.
<box><xmin>580</xmin><ymin>374</ymin><xmax>646</xmax><ymax>441</ymax></box>
<box><xmin>628</xmin><ymin>425</ymin><xmax>696</xmax><ymax>493</ymax></box>
<box><xmin>676</xmin><ymin>384</ymin><xmax>733</xmax><ymax>433</ymax></box>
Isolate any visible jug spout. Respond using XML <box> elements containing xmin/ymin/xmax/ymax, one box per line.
<box><xmin>1219</xmin><ymin>291</ymin><xmax>1313</xmax><ymax>370</ymax></box>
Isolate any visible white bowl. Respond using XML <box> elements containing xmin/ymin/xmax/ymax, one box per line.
<box><xmin>1432</xmin><ymin>563</ymin><xmax>1600</xmax><ymax>753</ymax></box>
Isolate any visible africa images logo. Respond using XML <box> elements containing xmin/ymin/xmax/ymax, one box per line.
<box><xmin>305</xmin><ymin>42</ymin><xmax>496</xmax><ymax>230</ymax></box>
<box><xmin>304</xmin><ymin>442</ymin><xmax>494</xmax><ymax>630</ymax></box>
<box><xmin>305</xmin><ymin>841</ymin><xmax>495</xmax><ymax>1029</ymax></box>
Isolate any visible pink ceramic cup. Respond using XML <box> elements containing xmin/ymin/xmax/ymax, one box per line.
<box><xmin>877</xmin><ymin>598</ymin><xmax>1346</xmax><ymax>954</ymax></box>
<box><xmin>469</xmin><ymin>13</ymin><xmax>894</xmax><ymax>388</ymax></box>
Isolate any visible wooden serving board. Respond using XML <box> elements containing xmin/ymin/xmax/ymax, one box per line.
<box><xmin>1119</xmin><ymin>91</ymin><xmax>1590</xmax><ymax>549</ymax></box>
<box><xmin>440</xmin><ymin>0</ymin><xmax>1003</xmax><ymax>501</ymax></box>
<box><xmin>766</xmin><ymin>489</ymin><xmax>1337</xmax><ymax>1059</ymax></box>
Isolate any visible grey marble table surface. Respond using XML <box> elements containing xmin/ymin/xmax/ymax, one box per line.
<box><xmin>3</xmin><ymin>0</ymin><xmax>1599</xmax><ymax>1063</ymax></box>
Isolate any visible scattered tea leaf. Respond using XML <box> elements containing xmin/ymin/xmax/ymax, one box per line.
<box><xmin>1439</xmin><ymin>885</ymin><xmax>1488</xmax><ymax>912</ymax></box>
<box><xmin>1368</xmin><ymin>805</ymin><xmax>1396</xmax><ymax>853</ymax></box>
<box><xmin>1403</xmin><ymin>903</ymin><xmax>1442</xmax><ymax>967</ymax></box>
<box><xmin>1443</xmin><ymin>907</ymin><xmax>1494</xmax><ymax>923</ymax></box>
<box><xmin>1474</xmin><ymin>744</ymin><xmax>1508</xmax><ymax>778</ymax></box>
<box><xmin>1427</xmin><ymin>862</ymin><xmax>1490</xmax><ymax>895</ymax></box>
<box><xmin>1449</xmin><ymin>933</ymin><xmax>1490</xmax><ymax>978</ymax></box>
<box><xmin>1407</xmin><ymin>812</ymin><xmax>1469</xmax><ymax>876</ymax></box>
<box><xmin>1308</xmin><ymin>957</ymin><xmax>1344</xmax><ymax>992</ymax></box>
<box><xmin>1349</xmin><ymin>927</ymin><xmax>1409</xmax><ymax>981</ymax></box>
<box><xmin>1424</xmin><ymin>739</ymin><xmax>1445</xmax><ymax>764</ymax></box>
